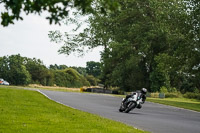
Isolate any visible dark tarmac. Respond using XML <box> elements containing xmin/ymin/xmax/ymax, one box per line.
<box><xmin>39</xmin><ymin>90</ymin><xmax>200</xmax><ymax>133</ymax></box>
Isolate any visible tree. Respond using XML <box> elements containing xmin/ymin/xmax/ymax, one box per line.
<box><xmin>0</xmin><ymin>54</ymin><xmax>31</xmax><ymax>85</ymax></box>
<box><xmin>25</xmin><ymin>58</ymin><xmax>53</xmax><ymax>86</ymax></box>
<box><xmin>49</xmin><ymin>8</ymin><xmax>114</xmax><ymax>88</ymax></box>
<box><xmin>85</xmin><ymin>75</ymin><xmax>97</xmax><ymax>86</ymax></box>
<box><xmin>53</xmin><ymin>68</ymin><xmax>90</xmax><ymax>87</ymax></box>
<box><xmin>48</xmin><ymin>0</ymin><xmax>200</xmax><ymax>92</ymax></box>
<box><xmin>0</xmin><ymin>56</ymin><xmax>9</xmax><ymax>80</ymax></box>
<box><xmin>71</xmin><ymin>66</ymin><xmax>87</xmax><ymax>76</ymax></box>
<box><xmin>49</xmin><ymin>64</ymin><xmax>60</xmax><ymax>70</ymax></box>
<box><xmin>97</xmin><ymin>0</ymin><xmax>199</xmax><ymax>92</ymax></box>
<box><xmin>0</xmin><ymin>0</ymin><xmax>120</xmax><ymax>26</ymax></box>
<box><xmin>49</xmin><ymin>64</ymin><xmax>68</xmax><ymax>70</ymax></box>
<box><xmin>86</xmin><ymin>61</ymin><xmax>101</xmax><ymax>77</ymax></box>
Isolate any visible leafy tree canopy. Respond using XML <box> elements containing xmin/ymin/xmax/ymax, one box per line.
<box><xmin>86</xmin><ymin>61</ymin><xmax>101</xmax><ymax>77</ymax></box>
<box><xmin>49</xmin><ymin>0</ymin><xmax>200</xmax><ymax>92</ymax></box>
<box><xmin>0</xmin><ymin>0</ymin><xmax>120</xmax><ymax>26</ymax></box>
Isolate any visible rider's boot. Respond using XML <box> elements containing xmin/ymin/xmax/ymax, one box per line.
<box><xmin>136</xmin><ymin>104</ymin><xmax>142</xmax><ymax>109</ymax></box>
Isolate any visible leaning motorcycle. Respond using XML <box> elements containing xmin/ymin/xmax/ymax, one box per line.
<box><xmin>119</xmin><ymin>92</ymin><xmax>143</xmax><ymax>113</ymax></box>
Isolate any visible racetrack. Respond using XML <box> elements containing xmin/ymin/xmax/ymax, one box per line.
<box><xmin>39</xmin><ymin>90</ymin><xmax>200</xmax><ymax>133</ymax></box>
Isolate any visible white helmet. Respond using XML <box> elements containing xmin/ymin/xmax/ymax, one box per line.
<box><xmin>141</xmin><ymin>88</ymin><xmax>147</xmax><ymax>94</ymax></box>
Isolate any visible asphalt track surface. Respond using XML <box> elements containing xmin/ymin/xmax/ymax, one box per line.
<box><xmin>39</xmin><ymin>90</ymin><xmax>200</xmax><ymax>133</ymax></box>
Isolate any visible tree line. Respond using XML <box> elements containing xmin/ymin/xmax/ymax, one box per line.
<box><xmin>49</xmin><ymin>0</ymin><xmax>200</xmax><ymax>93</ymax></box>
<box><xmin>0</xmin><ymin>54</ymin><xmax>101</xmax><ymax>87</ymax></box>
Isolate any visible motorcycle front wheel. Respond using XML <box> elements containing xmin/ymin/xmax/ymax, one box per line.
<box><xmin>119</xmin><ymin>104</ymin><xmax>125</xmax><ymax>112</ymax></box>
<box><xmin>124</xmin><ymin>101</ymin><xmax>137</xmax><ymax>113</ymax></box>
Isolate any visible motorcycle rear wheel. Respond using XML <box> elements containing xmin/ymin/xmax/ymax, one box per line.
<box><xmin>119</xmin><ymin>108</ymin><xmax>123</xmax><ymax>112</ymax></box>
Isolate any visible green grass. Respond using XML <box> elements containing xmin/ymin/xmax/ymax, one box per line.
<box><xmin>0</xmin><ymin>87</ymin><xmax>146</xmax><ymax>133</ymax></box>
<box><xmin>0</xmin><ymin>85</ymin><xmax>80</xmax><ymax>92</ymax></box>
<box><xmin>147</xmin><ymin>97</ymin><xmax>200</xmax><ymax>112</ymax></box>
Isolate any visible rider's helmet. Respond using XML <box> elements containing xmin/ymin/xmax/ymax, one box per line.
<box><xmin>141</xmin><ymin>88</ymin><xmax>147</xmax><ymax>94</ymax></box>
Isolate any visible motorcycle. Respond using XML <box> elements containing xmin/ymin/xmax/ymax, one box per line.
<box><xmin>119</xmin><ymin>92</ymin><xmax>143</xmax><ymax>113</ymax></box>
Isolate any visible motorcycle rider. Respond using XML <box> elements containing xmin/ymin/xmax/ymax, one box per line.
<box><xmin>122</xmin><ymin>88</ymin><xmax>147</xmax><ymax>109</ymax></box>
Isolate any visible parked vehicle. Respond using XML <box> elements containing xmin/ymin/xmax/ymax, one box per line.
<box><xmin>0</xmin><ymin>78</ymin><xmax>4</xmax><ymax>85</ymax></box>
<box><xmin>3</xmin><ymin>81</ymin><xmax>9</xmax><ymax>85</ymax></box>
<box><xmin>0</xmin><ymin>78</ymin><xmax>9</xmax><ymax>85</ymax></box>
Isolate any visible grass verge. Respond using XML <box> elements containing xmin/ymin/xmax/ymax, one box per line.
<box><xmin>0</xmin><ymin>85</ymin><xmax>80</xmax><ymax>92</ymax></box>
<box><xmin>0</xmin><ymin>87</ymin><xmax>146</xmax><ymax>133</ymax></box>
<box><xmin>147</xmin><ymin>98</ymin><xmax>200</xmax><ymax>112</ymax></box>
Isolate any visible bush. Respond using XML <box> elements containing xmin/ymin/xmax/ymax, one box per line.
<box><xmin>85</xmin><ymin>75</ymin><xmax>97</xmax><ymax>86</ymax></box>
<box><xmin>165</xmin><ymin>93</ymin><xmax>179</xmax><ymax>98</ymax></box>
<box><xmin>160</xmin><ymin>86</ymin><xmax>178</xmax><ymax>93</ymax></box>
<box><xmin>183</xmin><ymin>92</ymin><xmax>200</xmax><ymax>100</ymax></box>
<box><xmin>149</xmin><ymin>92</ymin><xmax>181</xmax><ymax>98</ymax></box>
<box><xmin>168</xmin><ymin>87</ymin><xmax>177</xmax><ymax>93</ymax></box>
<box><xmin>193</xmin><ymin>88</ymin><xmax>200</xmax><ymax>93</ymax></box>
<box><xmin>150</xmin><ymin>93</ymin><xmax>159</xmax><ymax>98</ymax></box>
<box><xmin>53</xmin><ymin>68</ymin><xmax>90</xmax><ymax>88</ymax></box>
<box><xmin>160</xmin><ymin>86</ymin><xmax>168</xmax><ymax>93</ymax></box>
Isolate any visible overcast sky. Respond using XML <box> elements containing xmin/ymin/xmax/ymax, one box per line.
<box><xmin>0</xmin><ymin>13</ymin><xmax>103</xmax><ymax>67</ymax></box>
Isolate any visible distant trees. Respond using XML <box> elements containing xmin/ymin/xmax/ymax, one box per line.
<box><xmin>85</xmin><ymin>75</ymin><xmax>98</xmax><ymax>86</ymax></box>
<box><xmin>49</xmin><ymin>64</ymin><xmax>68</xmax><ymax>70</ymax></box>
<box><xmin>0</xmin><ymin>55</ymin><xmax>31</xmax><ymax>85</ymax></box>
<box><xmin>53</xmin><ymin>68</ymin><xmax>90</xmax><ymax>87</ymax></box>
<box><xmin>24</xmin><ymin>58</ymin><xmax>54</xmax><ymax>86</ymax></box>
<box><xmin>0</xmin><ymin>54</ymin><xmax>99</xmax><ymax>87</ymax></box>
<box><xmin>86</xmin><ymin>61</ymin><xmax>101</xmax><ymax>78</ymax></box>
